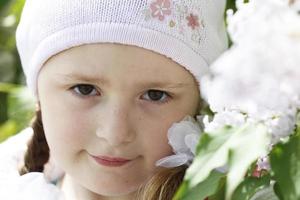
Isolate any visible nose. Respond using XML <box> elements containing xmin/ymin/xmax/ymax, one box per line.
<box><xmin>96</xmin><ymin>101</ymin><xmax>136</xmax><ymax>147</ymax></box>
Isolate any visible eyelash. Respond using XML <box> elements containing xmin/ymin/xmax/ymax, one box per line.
<box><xmin>69</xmin><ymin>84</ymin><xmax>172</xmax><ymax>104</ymax></box>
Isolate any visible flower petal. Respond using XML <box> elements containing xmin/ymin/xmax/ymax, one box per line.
<box><xmin>185</xmin><ymin>134</ymin><xmax>200</xmax><ymax>155</ymax></box>
<box><xmin>168</xmin><ymin>116</ymin><xmax>201</xmax><ymax>154</ymax></box>
<box><xmin>155</xmin><ymin>154</ymin><xmax>191</xmax><ymax>168</ymax></box>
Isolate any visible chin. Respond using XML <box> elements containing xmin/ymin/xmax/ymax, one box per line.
<box><xmin>90</xmin><ymin>182</ymin><xmax>140</xmax><ymax>197</ymax></box>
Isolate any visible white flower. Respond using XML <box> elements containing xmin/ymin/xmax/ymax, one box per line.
<box><xmin>257</xmin><ymin>156</ymin><xmax>271</xmax><ymax>171</ymax></box>
<box><xmin>156</xmin><ymin>116</ymin><xmax>203</xmax><ymax>168</ymax></box>
<box><xmin>265</xmin><ymin>114</ymin><xmax>296</xmax><ymax>144</ymax></box>
<box><xmin>201</xmin><ymin>0</ymin><xmax>300</xmax><ymax>144</ymax></box>
<box><xmin>227</xmin><ymin>0</ymin><xmax>300</xmax><ymax>44</ymax></box>
<box><xmin>203</xmin><ymin>110</ymin><xmax>246</xmax><ymax>133</ymax></box>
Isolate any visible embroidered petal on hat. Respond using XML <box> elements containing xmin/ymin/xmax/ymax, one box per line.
<box><xmin>150</xmin><ymin>0</ymin><xmax>172</xmax><ymax>21</ymax></box>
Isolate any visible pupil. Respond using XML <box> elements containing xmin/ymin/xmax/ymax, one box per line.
<box><xmin>78</xmin><ymin>85</ymin><xmax>93</xmax><ymax>95</ymax></box>
<box><xmin>148</xmin><ymin>90</ymin><xmax>163</xmax><ymax>101</ymax></box>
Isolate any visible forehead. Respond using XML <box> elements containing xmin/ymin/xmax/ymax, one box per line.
<box><xmin>41</xmin><ymin>43</ymin><xmax>197</xmax><ymax>85</ymax></box>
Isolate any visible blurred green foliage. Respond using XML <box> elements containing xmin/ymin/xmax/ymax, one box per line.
<box><xmin>0</xmin><ymin>0</ymin><xmax>238</xmax><ymax>142</ymax></box>
<box><xmin>0</xmin><ymin>83</ymin><xmax>35</xmax><ymax>142</ymax></box>
<box><xmin>0</xmin><ymin>0</ymin><xmax>34</xmax><ymax>142</ymax></box>
<box><xmin>226</xmin><ymin>0</ymin><xmax>237</xmax><ymax>13</ymax></box>
<box><xmin>0</xmin><ymin>0</ymin><xmax>25</xmax><ymax>84</ymax></box>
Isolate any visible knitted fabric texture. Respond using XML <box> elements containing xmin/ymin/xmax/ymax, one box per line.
<box><xmin>16</xmin><ymin>0</ymin><xmax>228</xmax><ymax>95</ymax></box>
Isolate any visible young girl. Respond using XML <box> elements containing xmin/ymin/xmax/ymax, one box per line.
<box><xmin>0</xmin><ymin>0</ymin><xmax>227</xmax><ymax>199</ymax></box>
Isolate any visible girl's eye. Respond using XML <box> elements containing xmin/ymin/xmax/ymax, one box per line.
<box><xmin>142</xmin><ymin>90</ymin><xmax>170</xmax><ymax>103</ymax></box>
<box><xmin>71</xmin><ymin>84</ymin><xmax>99</xmax><ymax>97</ymax></box>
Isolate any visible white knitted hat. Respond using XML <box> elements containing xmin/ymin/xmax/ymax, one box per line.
<box><xmin>16</xmin><ymin>0</ymin><xmax>228</xmax><ymax>95</ymax></box>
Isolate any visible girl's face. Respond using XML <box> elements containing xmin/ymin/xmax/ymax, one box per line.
<box><xmin>38</xmin><ymin>43</ymin><xmax>200</xmax><ymax>199</ymax></box>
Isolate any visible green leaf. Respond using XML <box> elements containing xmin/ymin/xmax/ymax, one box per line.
<box><xmin>250</xmin><ymin>184</ymin><xmax>279</xmax><ymax>200</ymax></box>
<box><xmin>206</xmin><ymin>175</ymin><xmax>226</xmax><ymax>200</ymax></box>
<box><xmin>185</xmin><ymin>124</ymin><xmax>271</xmax><ymax>200</ymax></box>
<box><xmin>226</xmin><ymin>125</ymin><xmax>270</xmax><ymax>200</ymax></box>
<box><xmin>226</xmin><ymin>0</ymin><xmax>237</xmax><ymax>13</ymax></box>
<box><xmin>186</xmin><ymin>126</ymin><xmax>232</xmax><ymax>184</ymax></box>
<box><xmin>174</xmin><ymin>170</ymin><xmax>225</xmax><ymax>200</ymax></box>
<box><xmin>273</xmin><ymin>183</ymin><xmax>284</xmax><ymax>200</ymax></box>
<box><xmin>270</xmin><ymin>127</ymin><xmax>300</xmax><ymax>200</ymax></box>
<box><xmin>231</xmin><ymin>175</ymin><xmax>271</xmax><ymax>200</ymax></box>
<box><xmin>173</xmin><ymin>180</ymin><xmax>189</xmax><ymax>200</ymax></box>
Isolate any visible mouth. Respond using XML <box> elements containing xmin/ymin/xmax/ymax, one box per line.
<box><xmin>90</xmin><ymin>155</ymin><xmax>132</xmax><ymax>167</ymax></box>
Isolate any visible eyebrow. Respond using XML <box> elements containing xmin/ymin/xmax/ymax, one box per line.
<box><xmin>139</xmin><ymin>81</ymin><xmax>195</xmax><ymax>89</ymax></box>
<box><xmin>58</xmin><ymin>73</ymin><xmax>109</xmax><ymax>85</ymax></box>
<box><xmin>57</xmin><ymin>73</ymin><xmax>196</xmax><ymax>89</ymax></box>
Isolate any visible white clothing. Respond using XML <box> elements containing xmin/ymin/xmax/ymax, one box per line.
<box><xmin>0</xmin><ymin>128</ymin><xmax>65</xmax><ymax>200</ymax></box>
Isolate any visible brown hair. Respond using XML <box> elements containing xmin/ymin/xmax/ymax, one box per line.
<box><xmin>137</xmin><ymin>165</ymin><xmax>187</xmax><ymax>200</ymax></box>
<box><xmin>19</xmin><ymin>110</ymin><xmax>187</xmax><ymax>199</ymax></box>
<box><xmin>19</xmin><ymin>110</ymin><xmax>50</xmax><ymax>175</ymax></box>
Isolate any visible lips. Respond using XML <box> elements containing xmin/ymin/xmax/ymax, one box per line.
<box><xmin>90</xmin><ymin>155</ymin><xmax>132</xmax><ymax>167</ymax></box>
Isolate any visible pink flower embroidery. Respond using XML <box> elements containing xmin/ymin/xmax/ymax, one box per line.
<box><xmin>150</xmin><ymin>0</ymin><xmax>172</xmax><ymax>21</ymax></box>
<box><xmin>186</xmin><ymin>13</ymin><xmax>200</xmax><ymax>30</ymax></box>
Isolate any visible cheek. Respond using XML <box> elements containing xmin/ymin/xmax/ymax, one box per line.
<box><xmin>138</xmin><ymin>115</ymin><xmax>176</xmax><ymax>166</ymax></box>
<box><xmin>40</xmin><ymin>100</ymin><xmax>92</xmax><ymax>162</ymax></box>
<box><xmin>138</xmin><ymin>100</ymin><xmax>199</xmax><ymax>167</ymax></box>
